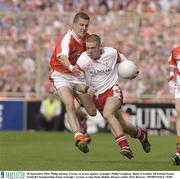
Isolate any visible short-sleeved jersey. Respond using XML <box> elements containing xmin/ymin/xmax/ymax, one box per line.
<box><xmin>50</xmin><ymin>29</ymin><xmax>89</xmax><ymax>74</ymax></box>
<box><xmin>168</xmin><ymin>46</ymin><xmax>180</xmax><ymax>76</ymax></box>
<box><xmin>76</xmin><ymin>47</ymin><xmax>121</xmax><ymax>95</ymax></box>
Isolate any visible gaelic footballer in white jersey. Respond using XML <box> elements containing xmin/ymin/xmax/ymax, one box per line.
<box><xmin>76</xmin><ymin>47</ymin><xmax>127</xmax><ymax>96</ymax></box>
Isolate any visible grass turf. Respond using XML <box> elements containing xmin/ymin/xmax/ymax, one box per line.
<box><xmin>0</xmin><ymin>132</ymin><xmax>179</xmax><ymax>171</ymax></box>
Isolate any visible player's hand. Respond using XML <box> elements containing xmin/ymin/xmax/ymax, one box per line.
<box><xmin>68</xmin><ymin>65</ymin><xmax>82</xmax><ymax>75</ymax></box>
<box><xmin>86</xmin><ymin>86</ymin><xmax>97</xmax><ymax>96</ymax></box>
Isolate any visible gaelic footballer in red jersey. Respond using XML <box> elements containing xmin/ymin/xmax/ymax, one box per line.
<box><xmin>50</xmin><ymin>30</ymin><xmax>89</xmax><ymax>74</ymax></box>
<box><xmin>168</xmin><ymin>46</ymin><xmax>180</xmax><ymax>82</ymax></box>
<box><xmin>168</xmin><ymin>46</ymin><xmax>180</xmax><ymax>165</ymax></box>
<box><xmin>49</xmin><ymin>12</ymin><xmax>96</xmax><ymax>154</ymax></box>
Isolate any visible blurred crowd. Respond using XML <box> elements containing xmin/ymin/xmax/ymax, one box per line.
<box><xmin>0</xmin><ymin>0</ymin><xmax>180</xmax><ymax>102</ymax></box>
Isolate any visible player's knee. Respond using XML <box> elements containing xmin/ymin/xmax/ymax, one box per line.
<box><xmin>103</xmin><ymin>111</ymin><xmax>113</xmax><ymax>120</ymax></box>
<box><xmin>86</xmin><ymin>108</ymin><xmax>97</xmax><ymax>117</ymax></box>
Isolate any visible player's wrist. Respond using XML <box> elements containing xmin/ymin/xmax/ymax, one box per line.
<box><xmin>68</xmin><ymin>65</ymin><xmax>74</xmax><ymax>72</ymax></box>
<box><xmin>169</xmin><ymin>71</ymin><xmax>175</xmax><ymax>77</ymax></box>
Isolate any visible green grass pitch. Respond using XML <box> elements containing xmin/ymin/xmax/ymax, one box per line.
<box><xmin>0</xmin><ymin>132</ymin><xmax>179</xmax><ymax>171</ymax></box>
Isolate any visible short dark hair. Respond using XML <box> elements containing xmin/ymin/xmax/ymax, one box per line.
<box><xmin>86</xmin><ymin>34</ymin><xmax>101</xmax><ymax>46</ymax></box>
<box><xmin>73</xmin><ymin>12</ymin><xmax>90</xmax><ymax>23</ymax></box>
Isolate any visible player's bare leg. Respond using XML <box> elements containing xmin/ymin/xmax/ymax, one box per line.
<box><xmin>57</xmin><ymin>87</ymin><xmax>89</xmax><ymax>153</ymax></box>
<box><xmin>77</xmin><ymin>93</ymin><xmax>97</xmax><ymax>117</ymax></box>
<box><xmin>74</xmin><ymin>98</ymin><xmax>93</xmax><ymax>144</ymax></box>
<box><xmin>74</xmin><ymin>89</ymin><xmax>97</xmax><ymax>142</ymax></box>
<box><xmin>103</xmin><ymin>97</ymin><xmax>133</xmax><ymax>159</ymax></box>
<box><xmin>117</xmin><ymin>111</ymin><xmax>151</xmax><ymax>153</ymax></box>
<box><xmin>76</xmin><ymin>107</ymin><xmax>91</xmax><ymax>144</ymax></box>
<box><xmin>171</xmin><ymin>99</ymin><xmax>180</xmax><ymax>165</ymax></box>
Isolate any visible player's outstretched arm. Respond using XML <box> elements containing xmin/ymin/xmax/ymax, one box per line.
<box><xmin>58</xmin><ymin>55</ymin><xmax>81</xmax><ymax>75</ymax></box>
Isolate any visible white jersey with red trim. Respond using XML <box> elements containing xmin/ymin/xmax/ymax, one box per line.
<box><xmin>76</xmin><ymin>47</ymin><xmax>123</xmax><ymax>95</ymax></box>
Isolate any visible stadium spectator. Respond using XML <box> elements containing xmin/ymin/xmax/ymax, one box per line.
<box><xmin>167</xmin><ymin>46</ymin><xmax>180</xmax><ymax>165</ymax></box>
<box><xmin>75</xmin><ymin>34</ymin><xmax>151</xmax><ymax>159</ymax></box>
<box><xmin>35</xmin><ymin>87</ymin><xmax>63</xmax><ymax>131</ymax></box>
<box><xmin>0</xmin><ymin>0</ymin><xmax>179</xmax><ymax>102</ymax></box>
<box><xmin>49</xmin><ymin>12</ymin><xmax>97</xmax><ymax>154</ymax></box>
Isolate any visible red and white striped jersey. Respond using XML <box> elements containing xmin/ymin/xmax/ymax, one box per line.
<box><xmin>76</xmin><ymin>47</ymin><xmax>123</xmax><ymax>95</ymax></box>
<box><xmin>50</xmin><ymin>29</ymin><xmax>89</xmax><ymax>74</ymax></box>
<box><xmin>168</xmin><ymin>46</ymin><xmax>180</xmax><ymax>76</ymax></box>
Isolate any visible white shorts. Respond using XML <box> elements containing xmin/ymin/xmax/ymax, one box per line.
<box><xmin>175</xmin><ymin>76</ymin><xmax>180</xmax><ymax>99</ymax></box>
<box><xmin>50</xmin><ymin>70</ymin><xmax>85</xmax><ymax>90</ymax></box>
<box><xmin>175</xmin><ymin>86</ymin><xmax>180</xmax><ymax>99</ymax></box>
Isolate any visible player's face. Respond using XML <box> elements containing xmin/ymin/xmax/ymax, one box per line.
<box><xmin>86</xmin><ymin>42</ymin><xmax>101</xmax><ymax>60</ymax></box>
<box><xmin>73</xmin><ymin>18</ymin><xmax>89</xmax><ymax>38</ymax></box>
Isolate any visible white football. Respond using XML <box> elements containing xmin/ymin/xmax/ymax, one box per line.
<box><xmin>118</xmin><ymin>60</ymin><xmax>138</xmax><ymax>79</ymax></box>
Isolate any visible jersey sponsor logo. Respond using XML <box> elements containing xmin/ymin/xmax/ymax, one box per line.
<box><xmin>89</xmin><ymin>68</ymin><xmax>111</xmax><ymax>75</ymax></box>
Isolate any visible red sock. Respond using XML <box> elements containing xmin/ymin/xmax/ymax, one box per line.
<box><xmin>134</xmin><ymin>128</ymin><xmax>145</xmax><ymax>141</ymax></box>
<box><xmin>115</xmin><ymin>134</ymin><xmax>129</xmax><ymax>149</ymax></box>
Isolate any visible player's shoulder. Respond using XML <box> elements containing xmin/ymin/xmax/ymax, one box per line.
<box><xmin>80</xmin><ymin>51</ymin><xmax>88</xmax><ymax>58</ymax></box>
<box><xmin>104</xmin><ymin>47</ymin><xmax>117</xmax><ymax>52</ymax></box>
<box><xmin>77</xmin><ymin>52</ymin><xmax>89</xmax><ymax>62</ymax></box>
<box><xmin>58</xmin><ymin>30</ymin><xmax>73</xmax><ymax>42</ymax></box>
<box><xmin>172</xmin><ymin>46</ymin><xmax>180</xmax><ymax>53</ymax></box>
<box><xmin>58</xmin><ymin>30</ymin><xmax>69</xmax><ymax>38</ymax></box>
<box><xmin>103</xmin><ymin>47</ymin><xmax>117</xmax><ymax>55</ymax></box>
